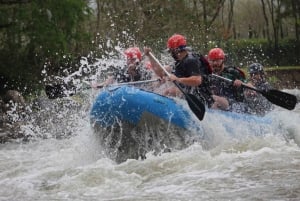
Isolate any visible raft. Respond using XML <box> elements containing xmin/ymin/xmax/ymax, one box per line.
<box><xmin>90</xmin><ymin>86</ymin><xmax>272</xmax><ymax>163</ymax></box>
<box><xmin>90</xmin><ymin>86</ymin><xmax>200</xmax><ymax>129</ymax></box>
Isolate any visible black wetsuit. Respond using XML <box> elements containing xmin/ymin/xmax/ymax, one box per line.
<box><xmin>173</xmin><ymin>53</ymin><xmax>214</xmax><ymax>107</ymax></box>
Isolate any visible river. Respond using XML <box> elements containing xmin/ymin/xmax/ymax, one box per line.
<box><xmin>0</xmin><ymin>59</ymin><xmax>300</xmax><ymax>201</ymax></box>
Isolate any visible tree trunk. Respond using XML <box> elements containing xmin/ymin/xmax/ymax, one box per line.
<box><xmin>291</xmin><ymin>0</ymin><xmax>300</xmax><ymax>41</ymax></box>
<box><xmin>261</xmin><ymin>0</ymin><xmax>271</xmax><ymax>42</ymax></box>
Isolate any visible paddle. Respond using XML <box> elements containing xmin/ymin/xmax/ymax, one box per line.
<box><xmin>45</xmin><ymin>79</ymin><xmax>160</xmax><ymax>99</ymax></box>
<box><xmin>148</xmin><ymin>52</ymin><xmax>205</xmax><ymax>121</ymax></box>
<box><xmin>211</xmin><ymin>74</ymin><xmax>297</xmax><ymax>110</ymax></box>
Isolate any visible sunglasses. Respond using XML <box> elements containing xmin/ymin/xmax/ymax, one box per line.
<box><xmin>168</xmin><ymin>48</ymin><xmax>180</xmax><ymax>54</ymax></box>
<box><xmin>168</xmin><ymin>45</ymin><xmax>186</xmax><ymax>53</ymax></box>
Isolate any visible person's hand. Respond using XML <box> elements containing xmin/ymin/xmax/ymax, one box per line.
<box><xmin>233</xmin><ymin>79</ymin><xmax>243</xmax><ymax>87</ymax></box>
<box><xmin>167</xmin><ymin>73</ymin><xmax>178</xmax><ymax>82</ymax></box>
<box><xmin>244</xmin><ymin>89</ymin><xmax>257</xmax><ymax>97</ymax></box>
<box><xmin>143</xmin><ymin>47</ymin><xmax>152</xmax><ymax>56</ymax></box>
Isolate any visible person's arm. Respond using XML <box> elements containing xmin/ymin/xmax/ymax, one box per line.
<box><xmin>144</xmin><ymin>47</ymin><xmax>167</xmax><ymax>78</ymax></box>
<box><xmin>242</xmin><ymin>81</ymin><xmax>257</xmax><ymax>96</ymax></box>
<box><xmin>170</xmin><ymin>56</ymin><xmax>202</xmax><ymax>86</ymax></box>
<box><xmin>169</xmin><ymin>74</ymin><xmax>202</xmax><ymax>86</ymax></box>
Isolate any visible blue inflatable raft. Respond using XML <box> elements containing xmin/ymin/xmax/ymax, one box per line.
<box><xmin>90</xmin><ymin>86</ymin><xmax>271</xmax><ymax>129</ymax></box>
<box><xmin>90</xmin><ymin>86</ymin><xmax>272</xmax><ymax>163</ymax></box>
<box><xmin>90</xmin><ymin>86</ymin><xmax>200</xmax><ymax>130</ymax></box>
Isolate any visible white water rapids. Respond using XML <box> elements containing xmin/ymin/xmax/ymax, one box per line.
<box><xmin>0</xmin><ymin>57</ymin><xmax>300</xmax><ymax>201</ymax></box>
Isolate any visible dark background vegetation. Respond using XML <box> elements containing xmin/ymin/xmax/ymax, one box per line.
<box><xmin>0</xmin><ymin>0</ymin><xmax>299</xmax><ymax>96</ymax></box>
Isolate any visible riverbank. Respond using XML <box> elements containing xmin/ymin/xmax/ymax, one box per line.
<box><xmin>265</xmin><ymin>68</ymin><xmax>300</xmax><ymax>89</ymax></box>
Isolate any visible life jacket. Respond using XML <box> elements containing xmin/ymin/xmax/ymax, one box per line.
<box><xmin>188</xmin><ymin>52</ymin><xmax>214</xmax><ymax>107</ymax></box>
<box><xmin>199</xmin><ymin>54</ymin><xmax>213</xmax><ymax>74</ymax></box>
<box><xmin>221</xmin><ymin>66</ymin><xmax>246</xmax><ymax>102</ymax></box>
<box><xmin>192</xmin><ymin>52</ymin><xmax>213</xmax><ymax>75</ymax></box>
<box><xmin>222</xmin><ymin>66</ymin><xmax>246</xmax><ymax>81</ymax></box>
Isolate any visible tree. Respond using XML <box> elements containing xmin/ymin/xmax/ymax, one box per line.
<box><xmin>0</xmin><ymin>0</ymin><xmax>92</xmax><ymax>94</ymax></box>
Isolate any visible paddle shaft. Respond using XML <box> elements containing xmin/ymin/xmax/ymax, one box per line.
<box><xmin>148</xmin><ymin>52</ymin><xmax>205</xmax><ymax>120</ymax></box>
<box><xmin>46</xmin><ymin>78</ymin><xmax>160</xmax><ymax>99</ymax></box>
<box><xmin>148</xmin><ymin>53</ymin><xmax>189</xmax><ymax>95</ymax></box>
<box><xmin>211</xmin><ymin>74</ymin><xmax>297</xmax><ymax>110</ymax></box>
<box><xmin>96</xmin><ymin>78</ymin><xmax>160</xmax><ymax>88</ymax></box>
<box><xmin>212</xmin><ymin>74</ymin><xmax>261</xmax><ymax>92</ymax></box>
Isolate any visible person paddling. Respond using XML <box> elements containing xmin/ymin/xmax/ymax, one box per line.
<box><xmin>207</xmin><ymin>47</ymin><xmax>248</xmax><ymax>112</ymax></box>
<box><xmin>244</xmin><ymin>63</ymin><xmax>274</xmax><ymax>115</ymax></box>
<box><xmin>144</xmin><ymin>34</ymin><xmax>215</xmax><ymax>108</ymax></box>
<box><xmin>92</xmin><ymin>47</ymin><xmax>152</xmax><ymax>88</ymax></box>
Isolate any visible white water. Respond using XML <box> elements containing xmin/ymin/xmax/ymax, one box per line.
<box><xmin>1</xmin><ymin>57</ymin><xmax>300</xmax><ymax>200</ymax></box>
<box><xmin>1</xmin><ymin>90</ymin><xmax>299</xmax><ymax>201</ymax></box>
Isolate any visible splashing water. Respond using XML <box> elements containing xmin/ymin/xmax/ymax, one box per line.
<box><xmin>0</xmin><ymin>57</ymin><xmax>300</xmax><ymax>201</ymax></box>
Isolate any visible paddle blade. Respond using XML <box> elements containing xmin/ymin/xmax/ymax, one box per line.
<box><xmin>185</xmin><ymin>93</ymin><xmax>206</xmax><ymax>121</ymax></box>
<box><xmin>263</xmin><ymin>89</ymin><xmax>297</xmax><ymax>110</ymax></box>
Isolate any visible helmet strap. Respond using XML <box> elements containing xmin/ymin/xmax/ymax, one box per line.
<box><xmin>171</xmin><ymin>51</ymin><xmax>179</xmax><ymax>61</ymax></box>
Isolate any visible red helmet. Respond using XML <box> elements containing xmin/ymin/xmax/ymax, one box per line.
<box><xmin>208</xmin><ymin>48</ymin><xmax>225</xmax><ymax>60</ymax></box>
<box><xmin>124</xmin><ymin>47</ymin><xmax>142</xmax><ymax>61</ymax></box>
<box><xmin>167</xmin><ymin>34</ymin><xmax>187</xmax><ymax>49</ymax></box>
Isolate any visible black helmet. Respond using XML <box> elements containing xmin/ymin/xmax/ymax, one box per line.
<box><xmin>248</xmin><ymin>63</ymin><xmax>264</xmax><ymax>74</ymax></box>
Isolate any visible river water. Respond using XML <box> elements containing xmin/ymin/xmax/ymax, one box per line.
<box><xmin>1</xmin><ymin>88</ymin><xmax>299</xmax><ymax>201</ymax></box>
<box><xmin>1</xmin><ymin>58</ymin><xmax>300</xmax><ymax>200</ymax></box>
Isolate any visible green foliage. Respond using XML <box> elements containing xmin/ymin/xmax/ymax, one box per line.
<box><xmin>0</xmin><ymin>0</ymin><xmax>92</xmax><ymax>95</ymax></box>
<box><xmin>0</xmin><ymin>0</ymin><xmax>299</xmax><ymax>95</ymax></box>
<box><xmin>220</xmin><ymin>38</ymin><xmax>300</xmax><ymax>67</ymax></box>
<box><xmin>267</xmin><ymin>75</ymin><xmax>279</xmax><ymax>85</ymax></box>
<box><xmin>223</xmin><ymin>39</ymin><xmax>272</xmax><ymax>67</ymax></box>
<box><xmin>89</xmin><ymin>0</ymin><xmax>227</xmax><ymax>57</ymax></box>
<box><xmin>277</xmin><ymin>38</ymin><xmax>300</xmax><ymax>66</ymax></box>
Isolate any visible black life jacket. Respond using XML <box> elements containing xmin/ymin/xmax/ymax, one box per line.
<box><xmin>192</xmin><ymin>52</ymin><xmax>213</xmax><ymax>75</ymax></box>
<box><xmin>189</xmin><ymin>52</ymin><xmax>214</xmax><ymax>107</ymax></box>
